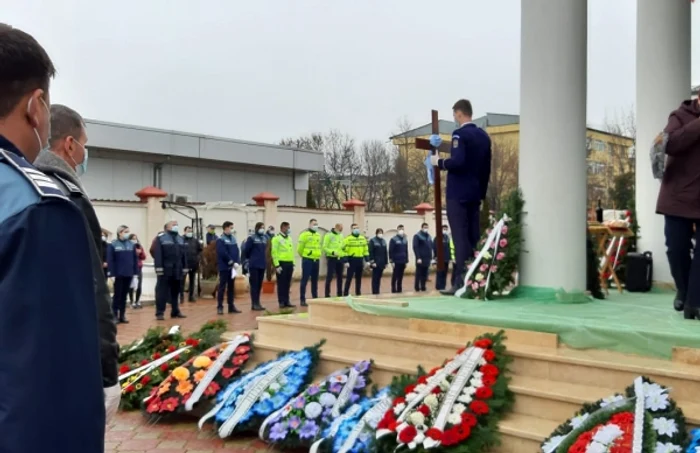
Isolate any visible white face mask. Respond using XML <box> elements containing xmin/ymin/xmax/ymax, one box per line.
<box><xmin>398</xmin><ymin>230</ymin><xmax>404</xmax><ymax>236</ymax></box>
<box><xmin>28</xmin><ymin>97</ymin><xmax>51</xmax><ymax>156</ymax></box>
<box><xmin>377</xmin><ymin>233</ymin><xmax>383</xmax><ymax>239</ymax></box>
<box><xmin>422</xmin><ymin>228</ymin><xmax>429</xmax><ymax>234</ymax></box>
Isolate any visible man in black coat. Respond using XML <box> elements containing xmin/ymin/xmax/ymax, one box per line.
<box><xmin>182</xmin><ymin>225</ymin><xmax>203</xmax><ymax>302</ymax></box>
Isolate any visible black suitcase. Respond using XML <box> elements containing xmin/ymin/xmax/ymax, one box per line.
<box><xmin>625</xmin><ymin>251</ymin><xmax>653</xmax><ymax>292</ymax></box>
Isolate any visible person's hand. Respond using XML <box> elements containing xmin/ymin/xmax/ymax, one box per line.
<box><xmin>104</xmin><ymin>384</ymin><xmax>122</xmax><ymax>424</ymax></box>
<box><xmin>183</xmin><ymin>268</ymin><xmax>189</xmax><ymax>274</ymax></box>
<box><xmin>228</xmin><ymin>260</ymin><xmax>234</xmax><ymax>266</ymax></box>
<box><xmin>344</xmin><ymin>262</ymin><xmax>350</xmax><ymax>269</ymax></box>
<box><xmin>103</xmin><ymin>262</ymin><xmax>108</xmax><ymax>268</ymax></box>
<box><xmin>429</xmin><ymin>154</ymin><xmax>440</xmax><ymax>166</ymax></box>
<box><xmin>431</xmin><ymin>259</ymin><xmax>437</xmax><ymax>266</ymax></box>
<box><xmin>276</xmin><ymin>266</ymin><xmax>282</xmax><ymax>274</ymax></box>
<box><xmin>450</xmin><ymin>260</ymin><xmax>455</xmax><ymax>265</ymax></box>
<box><xmin>370</xmin><ymin>263</ymin><xmax>376</xmax><ymax>268</ymax></box>
<box><xmin>234</xmin><ymin>263</ymin><xmax>240</xmax><ymax>269</ymax></box>
<box><xmin>417</xmin><ymin>259</ymin><xmax>422</xmax><ymax>265</ymax></box>
<box><xmin>429</xmin><ymin>134</ymin><xmax>442</xmax><ymax>148</ymax></box>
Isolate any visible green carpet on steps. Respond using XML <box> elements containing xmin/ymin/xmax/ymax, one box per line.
<box><xmin>345</xmin><ymin>290</ymin><xmax>700</xmax><ymax>359</ymax></box>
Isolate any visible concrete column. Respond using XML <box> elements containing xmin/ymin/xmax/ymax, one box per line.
<box><xmin>252</xmin><ymin>192</ymin><xmax>280</xmax><ymax>230</ymax></box>
<box><xmin>636</xmin><ymin>0</ymin><xmax>691</xmax><ymax>285</ymax></box>
<box><xmin>342</xmin><ymin>199</ymin><xmax>367</xmax><ymax>233</ymax></box>
<box><xmin>519</xmin><ymin>0</ymin><xmax>588</xmax><ymax>290</ymax></box>
<box><xmin>135</xmin><ymin>186</ymin><xmax>168</xmax><ymax>263</ymax></box>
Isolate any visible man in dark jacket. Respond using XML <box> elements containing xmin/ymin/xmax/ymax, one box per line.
<box><xmin>413</xmin><ymin>223</ymin><xmax>433</xmax><ymax>292</ymax></box>
<box><xmin>182</xmin><ymin>225</ymin><xmax>202</xmax><ymax>302</ymax></box>
<box><xmin>368</xmin><ymin>228</ymin><xmax>388</xmax><ymax>295</ymax></box>
<box><xmin>389</xmin><ymin>224</ymin><xmax>409</xmax><ymax>293</ymax></box>
<box><xmin>153</xmin><ymin>220</ymin><xmax>188</xmax><ymax>320</ymax></box>
<box><xmin>657</xmin><ymin>98</ymin><xmax>700</xmax><ymax>320</ymax></box>
<box><xmin>34</xmin><ymin>103</ymin><xmax>120</xmax><ymax>422</ymax></box>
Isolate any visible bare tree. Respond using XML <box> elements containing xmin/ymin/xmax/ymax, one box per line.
<box><xmin>603</xmin><ymin>107</ymin><xmax>636</xmax><ymax>176</ymax></box>
<box><xmin>486</xmin><ymin>138</ymin><xmax>519</xmax><ymax>213</ymax></box>
<box><xmin>354</xmin><ymin>140</ymin><xmax>393</xmax><ymax>211</ymax></box>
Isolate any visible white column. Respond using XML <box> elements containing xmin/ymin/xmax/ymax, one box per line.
<box><xmin>636</xmin><ymin>0</ymin><xmax>691</xmax><ymax>285</ymax></box>
<box><xmin>519</xmin><ymin>0</ymin><xmax>588</xmax><ymax>290</ymax></box>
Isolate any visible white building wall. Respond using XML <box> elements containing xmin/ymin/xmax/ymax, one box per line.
<box><xmin>81</xmin><ymin>157</ymin><xmax>152</xmax><ymax>200</ymax></box>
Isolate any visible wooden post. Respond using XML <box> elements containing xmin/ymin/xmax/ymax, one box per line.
<box><xmin>431</xmin><ymin>110</ymin><xmax>445</xmax><ymax>271</ymax></box>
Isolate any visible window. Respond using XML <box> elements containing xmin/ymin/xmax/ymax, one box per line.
<box><xmin>592</xmin><ymin>140</ymin><xmax>606</xmax><ymax>152</ymax></box>
<box><xmin>153</xmin><ymin>164</ymin><xmax>162</xmax><ymax>188</ymax></box>
<box><xmin>587</xmin><ymin>161</ymin><xmax>606</xmax><ymax>175</ymax></box>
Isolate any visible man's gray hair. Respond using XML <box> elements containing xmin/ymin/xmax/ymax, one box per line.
<box><xmin>49</xmin><ymin>104</ymin><xmax>85</xmax><ymax>148</ymax></box>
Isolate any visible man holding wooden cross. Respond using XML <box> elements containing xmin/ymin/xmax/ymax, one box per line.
<box><xmin>425</xmin><ymin>99</ymin><xmax>492</xmax><ymax>295</ymax></box>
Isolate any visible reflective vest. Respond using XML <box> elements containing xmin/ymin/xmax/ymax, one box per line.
<box><xmin>343</xmin><ymin>234</ymin><xmax>369</xmax><ymax>258</ymax></box>
<box><xmin>271</xmin><ymin>233</ymin><xmax>294</xmax><ymax>266</ymax></box>
<box><xmin>323</xmin><ymin>230</ymin><xmax>344</xmax><ymax>258</ymax></box>
<box><xmin>297</xmin><ymin>229</ymin><xmax>322</xmax><ymax>260</ymax></box>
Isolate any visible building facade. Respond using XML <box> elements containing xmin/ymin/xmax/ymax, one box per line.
<box><xmin>81</xmin><ymin>119</ymin><xmax>324</xmax><ymax>206</ymax></box>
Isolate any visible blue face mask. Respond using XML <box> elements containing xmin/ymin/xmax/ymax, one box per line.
<box><xmin>119</xmin><ymin>232</ymin><xmax>129</xmax><ymax>241</ymax></box>
<box><xmin>257</xmin><ymin>228</ymin><xmax>265</xmax><ymax>235</ymax></box>
<box><xmin>310</xmin><ymin>225</ymin><xmax>318</xmax><ymax>232</ymax></box>
<box><xmin>78</xmin><ymin>147</ymin><xmax>88</xmax><ymax>176</ymax></box>
<box><xmin>185</xmin><ymin>232</ymin><xmax>193</xmax><ymax>238</ymax></box>
<box><xmin>353</xmin><ymin>229</ymin><xmax>360</xmax><ymax>236</ymax></box>
<box><xmin>171</xmin><ymin>225</ymin><xmax>179</xmax><ymax>233</ymax></box>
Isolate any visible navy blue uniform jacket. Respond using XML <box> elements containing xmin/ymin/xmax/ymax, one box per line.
<box><xmin>242</xmin><ymin>233</ymin><xmax>268</xmax><ymax>270</ymax></box>
<box><xmin>107</xmin><ymin>239</ymin><xmax>139</xmax><ymax>277</ymax></box>
<box><xmin>216</xmin><ymin>233</ymin><xmax>241</xmax><ymax>271</ymax></box>
<box><xmin>154</xmin><ymin>231</ymin><xmax>188</xmax><ymax>278</ymax></box>
<box><xmin>412</xmin><ymin>232</ymin><xmax>433</xmax><ymax>264</ymax></box>
<box><xmin>206</xmin><ymin>232</ymin><xmax>218</xmax><ymax>245</ymax></box>
<box><xmin>438</xmin><ymin>123</ymin><xmax>492</xmax><ymax>202</ymax></box>
<box><xmin>368</xmin><ymin>237</ymin><xmax>388</xmax><ymax>268</ymax></box>
<box><xmin>389</xmin><ymin>235</ymin><xmax>409</xmax><ymax>264</ymax></box>
<box><xmin>0</xmin><ymin>137</ymin><xmax>105</xmax><ymax>453</ymax></box>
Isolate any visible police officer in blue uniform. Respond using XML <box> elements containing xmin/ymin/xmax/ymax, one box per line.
<box><xmin>216</xmin><ymin>221</ymin><xmax>242</xmax><ymax>315</ymax></box>
<box><xmin>413</xmin><ymin>223</ymin><xmax>433</xmax><ymax>292</ymax></box>
<box><xmin>154</xmin><ymin>220</ymin><xmax>189</xmax><ymax>320</ymax></box>
<box><xmin>206</xmin><ymin>223</ymin><xmax>218</xmax><ymax>245</ymax></box>
<box><xmin>368</xmin><ymin>228</ymin><xmax>388</xmax><ymax>295</ymax></box>
<box><xmin>389</xmin><ymin>224</ymin><xmax>409</xmax><ymax>293</ymax></box>
<box><xmin>107</xmin><ymin>225</ymin><xmax>139</xmax><ymax>323</ymax></box>
<box><xmin>430</xmin><ymin>99</ymin><xmax>491</xmax><ymax>295</ymax></box>
<box><xmin>0</xmin><ymin>24</ymin><xmax>105</xmax><ymax>452</ymax></box>
<box><xmin>243</xmin><ymin>221</ymin><xmax>268</xmax><ymax>312</ymax></box>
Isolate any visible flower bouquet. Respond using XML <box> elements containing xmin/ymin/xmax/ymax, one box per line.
<box><xmin>199</xmin><ymin>340</ymin><xmax>324</xmax><ymax>438</ymax></box>
<box><xmin>312</xmin><ymin>387</ymin><xmax>394</xmax><ymax>453</ymax></box>
<box><xmin>459</xmin><ymin>189</ymin><xmax>523</xmax><ymax>300</ymax></box>
<box><xmin>119</xmin><ymin>325</ymin><xmax>184</xmax><ymax>365</ymax></box>
<box><xmin>375</xmin><ymin>331</ymin><xmax>513</xmax><ymax>452</ymax></box>
<box><xmin>540</xmin><ymin>377</ymin><xmax>688</xmax><ymax>453</ymax></box>
<box><xmin>143</xmin><ymin>334</ymin><xmax>252</xmax><ymax>418</ymax></box>
<box><xmin>685</xmin><ymin>429</ymin><xmax>700</xmax><ymax>453</ymax></box>
<box><xmin>118</xmin><ymin>320</ymin><xmax>228</xmax><ymax>411</ymax></box>
<box><xmin>259</xmin><ymin>360</ymin><xmax>373</xmax><ymax>449</ymax></box>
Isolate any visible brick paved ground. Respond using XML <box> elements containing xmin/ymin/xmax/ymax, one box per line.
<box><xmin>108</xmin><ymin>275</ymin><xmax>410</xmax><ymax>451</ymax></box>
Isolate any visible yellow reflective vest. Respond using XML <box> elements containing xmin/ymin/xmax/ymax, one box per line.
<box><xmin>323</xmin><ymin>230</ymin><xmax>344</xmax><ymax>258</ymax></box>
<box><xmin>297</xmin><ymin>229</ymin><xmax>322</xmax><ymax>260</ymax></box>
<box><xmin>271</xmin><ymin>233</ymin><xmax>294</xmax><ymax>266</ymax></box>
<box><xmin>343</xmin><ymin>234</ymin><xmax>369</xmax><ymax>258</ymax></box>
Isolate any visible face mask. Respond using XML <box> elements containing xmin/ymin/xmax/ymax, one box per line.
<box><xmin>257</xmin><ymin>228</ymin><xmax>265</xmax><ymax>235</ymax></box>
<box><xmin>422</xmin><ymin>228</ymin><xmax>429</xmax><ymax>234</ymax></box>
<box><xmin>443</xmin><ymin>230</ymin><xmax>449</xmax><ymax>235</ymax></box>
<box><xmin>171</xmin><ymin>225</ymin><xmax>179</xmax><ymax>233</ymax></box>
<box><xmin>67</xmin><ymin>139</ymin><xmax>89</xmax><ymax>176</ymax></box>
<box><xmin>353</xmin><ymin>229</ymin><xmax>360</xmax><ymax>236</ymax></box>
<box><xmin>310</xmin><ymin>225</ymin><xmax>318</xmax><ymax>232</ymax></box>
<box><xmin>377</xmin><ymin>233</ymin><xmax>383</xmax><ymax>239</ymax></box>
<box><xmin>208</xmin><ymin>229</ymin><xmax>215</xmax><ymax>233</ymax></box>
<box><xmin>269</xmin><ymin>230</ymin><xmax>275</xmax><ymax>235</ymax></box>
<box><xmin>398</xmin><ymin>230</ymin><xmax>404</xmax><ymax>236</ymax></box>
<box><xmin>28</xmin><ymin>97</ymin><xmax>51</xmax><ymax>156</ymax></box>
<box><xmin>119</xmin><ymin>232</ymin><xmax>129</xmax><ymax>241</ymax></box>
<box><xmin>185</xmin><ymin>232</ymin><xmax>193</xmax><ymax>238</ymax></box>
<box><xmin>102</xmin><ymin>236</ymin><xmax>107</xmax><ymax>242</ymax></box>
<box><xmin>131</xmin><ymin>239</ymin><xmax>138</xmax><ymax>243</ymax></box>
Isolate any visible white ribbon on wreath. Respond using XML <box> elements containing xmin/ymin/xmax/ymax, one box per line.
<box><xmin>455</xmin><ymin>216</ymin><xmax>507</xmax><ymax>299</ymax></box>
<box><xmin>119</xmin><ymin>345</ymin><xmax>192</xmax><ymax>383</ymax></box>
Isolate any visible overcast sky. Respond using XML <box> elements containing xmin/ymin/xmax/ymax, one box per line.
<box><xmin>3</xmin><ymin>0</ymin><xmax>699</xmax><ymax>144</ymax></box>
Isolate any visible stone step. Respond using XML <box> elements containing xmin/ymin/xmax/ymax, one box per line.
<box><xmin>255</xmin><ymin>314</ymin><xmax>700</xmax><ymax>401</ymax></box>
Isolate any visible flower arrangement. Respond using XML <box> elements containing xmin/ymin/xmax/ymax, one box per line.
<box><xmin>199</xmin><ymin>341</ymin><xmax>324</xmax><ymax>438</ymax></box>
<box><xmin>260</xmin><ymin>360</ymin><xmax>373</xmax><ymax>449</ymax></box>
<box><xmin>685</xmin><ymin>429</ymin><xmax>700</xmax><ymax>453</ymax></box>
<box><xmin>118</xmin><ymin>320</ymin><xmax>228</xmax><ymax>411</ymax></box>
<box><xmin>459</xmin><ymin>189</ymin><xmax>523</xmax><ymax>300</ymax></box>
<box><xmin>143</xmin><ymin>334</ymin><xmax>252</xmax><ymax>417</ymax></box>
<box><xmin>375</xmin><ymin>331</ymin><xmax>513</xmax><ymax>452</ymax></box>
<box><xmin>540</xmin><ymin>377</ymin><xmax>688</xmax><ymax>453</ymax></box>
<box><xmin>118</xmin><ymin>325</ymin><xmax>184</xmax><ymax>365</ymax></box>
<box><xmin>313</xmin><ymin>387</ymin><xmax>394</xmax><ymax>453</ymax></box>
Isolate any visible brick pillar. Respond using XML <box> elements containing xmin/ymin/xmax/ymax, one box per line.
<box><xmin>415</xmin><ymin>202</ymin><xmax>434</xmax><ymax>229</ymax></box>
<box><xmin>252</xmin><ymin>192</ymin><xmax>280</xmax><ymax>230</ymax></box>
<box><xmin>136</xmin><ymin>186</ymin><xmax>168</xmax><ymax>262</ymax></box>
<box><xmin>342</xmin><ymin>199</ymin><xmax>367</xmax><ymax>233</ymax></box>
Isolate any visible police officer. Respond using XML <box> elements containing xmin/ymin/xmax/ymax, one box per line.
<box><xmin>430</xmin><ymin>99</ymin><xmax>491</xmax><ymax>295</ymax></box>
<box><xmin>323</xmin><ymin>223</ymin><xmax>344</xmax><ymax>297</ymax></box>
<box><xmin>389</xmin><ymin>224</ymin><xmax>409</xmax><ymax>293</ymax></box>
<box><xmin>433</xmin><ymin>226</ymin><xmax>455</xmax><ymax>291</ymax></box>
<box><xmin>266</xmin><ymin>225</ymin><xmax>276</xmax><ymax>240</ymax></box>
<box><xmin>298</xmin><ymin>218</ymin><xmax>322</xmax><ymax>306</ymax></box>
<box><xmin>216</xmin><ymin>221</ymin><xmax>241</xmax><ymax>314</ymax></box>
<box><xmin>343</xmin><ymin>223</ymin><xmax>369</xmax><ymax>296</ymax></box>
<box><xmin>154</xmin><ymin>220</ymin><xmax>189</xmax><ymax>320</ymax></box>
<box><xmin>182</xmin><ymin>225</ymin><xmax>203</xmax><ymax>303</ymax></box>
<box><xmin>413</xmin><ymin>223</ymin><xmax>433</xmax><ymax>292</ymax></box>
<box><xmin>368</xmin><ymin>228</ymin><xmax>388</xmax><ymax>295</ymax></box>
<box><xmin>272</xmin><ymin>221</ymin><xmax>295</xmax><ymax>308</ymax></box>
<box><xmin>0</xmin><ymin>24</ymin><xmax>105</xmax><ymax>452</ymax></box>
<box><xmin>33</xmin><ymin>103</ymin><xmax>122</xmax><ymax>422</ymax></box>
<box><xmin>243</xmin><ymin>221</ymin><xmax>268</xmax><ymax>311</ymax></box>
<box><xmin>107</xmin><ymin>225</ymin><xmax>139</xmax><ymax>323</ymax></box>
<box><xmin>206</xmin><ymin>223</ymin><xmax>218</xmax><ymax>245</ymax></box>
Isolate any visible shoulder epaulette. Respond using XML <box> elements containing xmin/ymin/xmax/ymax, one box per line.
<box><xmin>0</xmin><ymin>149</ymin><xmax>68</xmax><ymax>201</ymax></box>
<box><xmin>53</xmin><ymin>174</ymin><xmax>83</xmax><ymax>195</ymax></box>
<box><xmin>157</xmin><ymin>232</ymin><xmax>165</xmax><ymax>237</ymax></box>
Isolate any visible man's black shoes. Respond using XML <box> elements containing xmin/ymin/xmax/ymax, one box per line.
<box><xmin>674</xmin><ymin>299</ymin><xmax>685</xmax><ymax>311</ymax></box>
<box><xmin>440</xmin><ymin>286</ymin><xmax>459</xmax><ymax>296</ymax></box>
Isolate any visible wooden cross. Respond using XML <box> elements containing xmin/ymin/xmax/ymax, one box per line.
<box><xmin>414</xmin><ymin>110</ymin><xmax>450</xmax><ymax>272</ymax></box>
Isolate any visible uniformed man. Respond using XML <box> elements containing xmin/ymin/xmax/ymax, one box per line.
<box><xmin>297</xmin><ymin>218</ymin><xmax>322</xmax><ymax>306</ymax></box>
<box><xmin>33</xmin><ymin>103</ymin><xmax>121</xmax><ymax>422</ymax></box>
<box><xmin>0</xmin><ymin>23</ymin><xmax>105</xmax><ymax>452</ymax></box>
<box><xmin>216</xmin><ymin>221</ymin><xmax>241</xmax><ymax>314</ymax></box>
<box><xmin>343</xmin><ymin>223</ymin><xmax>369</xmax><ymax>296</ymax></box>
<box><xmin>243</xmin><ymin>221</ymin><xmax>268</xmax><ymax>311</ymax></box>
<box><xmin>154</xmin><ymin>220</ymin><xmax>189</xmax><ymax>320</ymax></box>
<box><xmin>389</xmin><ymin>224</ymin><xmax>409</xmax><ymax>293</ymax></box>
<box><xmin>271</xmin><ymin>221</ymin><xmax>295</xmax><ymax>308</ymax></box>
<box><xmin>368</xmin><ymin>228</ymin><xmax>388</xmax><ymax>295</ymax></box>
<box><xmin>266</xmin><ymin>225</ymin><xmax>276</xmax><ymax>240</ymax></box>
<box><xmin>182</xmin><ymin>225</ymin><xmax>203</xmax><ymax>303</ymax></box>
<box><xmin>430</xmin><ymin>99</ymin><xmax>491</xmax><ymax>295</ymax></box>
<box><xmin>433</xmin><ymin>226</ymin><xmax>455</xmax><ymax>291</ymax></box>
<box><xmin>413</xmin><ymin>223</ymin><xmax>433</xmax><ymax>292</ymax></box>
<box><xmin>323</xmin><ymin>223</ymin><xmax>344</xmax><ymax>297</ymax></box>
<box><xmin>206</xmin><ymin>223</ymin><xmax>218</xmax><ymax>245</ymax></box>
<box><xmin>107</xmin><ymin>225</ymin><xmax>139</xmax><ymax>323</ymax></box>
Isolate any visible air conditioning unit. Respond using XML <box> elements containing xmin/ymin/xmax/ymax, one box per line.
<box><xmin>167</xmin><ymin>193</ymin><xmax>191</xmax><ymax>204</ymax></box>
